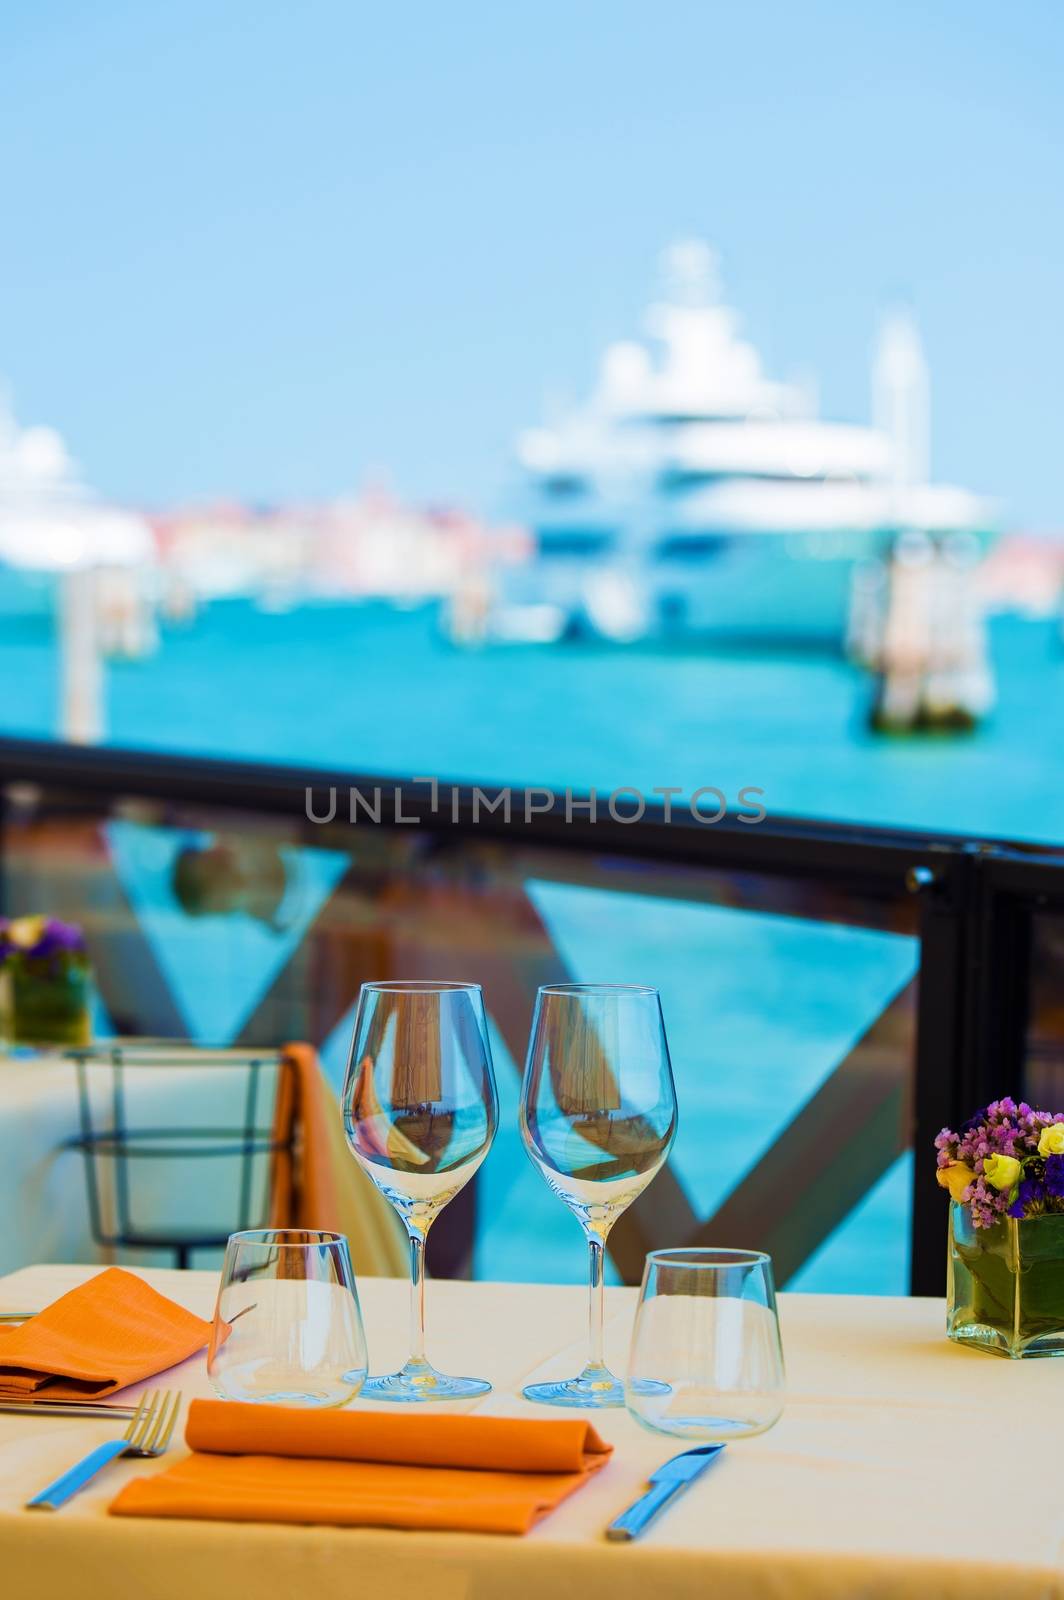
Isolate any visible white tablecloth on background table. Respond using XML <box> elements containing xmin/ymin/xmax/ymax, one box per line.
<box><xmin>0</xmin><ymin>1058</ymin><xmax>105</xmax><ymax>1274</ymax></box>
<box><xmin>0</xmin><ymin>1265</ymin><xmax>1060</xmax><ymax>1600</ymax></box>
<box><xmin>0</xmin><ymin>1055</ymin><xmax>275</xmax><ymax>1276</ymax></box>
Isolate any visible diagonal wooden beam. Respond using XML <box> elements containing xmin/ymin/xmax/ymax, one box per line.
<box><xmin>607</xmin><ymin>1162</ymin><xmax>697</xmax><ymax>1283</ymax></box>
<box><xmin>686</xmin><ymin>979</ymin><xmax>915</xmax><ymax>1284</ymax></box>
<box><xmin>236</xmin><ymin>852</ymin><xmax>916</xmax><ymax>1288</ymax></box>
<box><xmin>236</xmin><ymin>864</ymin><xmax>391</xmax><ymax>1049</ymax></box>
<box><xmin>237</xmin><ymin>863</ymin><xmax>576</xmax><ymax>1277</ymax></box>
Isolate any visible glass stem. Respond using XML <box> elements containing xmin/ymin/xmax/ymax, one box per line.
<box><xmin>586</xmin><ymin>1235</ymin><xmax>607</xmax><ymax>1373</ymax></box>
<box><xmin>408</xmin><ymin>1229</ymin><xmax>428</xmax><ymax>1368</ymax></box>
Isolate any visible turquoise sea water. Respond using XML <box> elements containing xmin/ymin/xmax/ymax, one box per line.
<box><xmin>4</xmin><ymin>601</ymin><xmax>1062</xmax><ymax>1291</ymax></box>
<box><xmin>7</xmin><ymin>599</ymin><xmax>1064</xmax><ymax>841</ymax></box>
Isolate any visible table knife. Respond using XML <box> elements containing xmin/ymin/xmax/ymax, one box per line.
<box><xmin>606</xmin><ymin>1444</ymin><xmax>725</xmax><ymax>1542</ymax></box>
<box><xmin>0</xmin><ymin>1401</ymin><xmax>138</xmax><ymax>1419</ymax></box>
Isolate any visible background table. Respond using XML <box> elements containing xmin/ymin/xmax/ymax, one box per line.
<box><xmin>0</xmin><ymin>1055</ymin><xmax>277</xmax><ymax>1276</ymax></box>
<box><xmin>1</xmin><ymin>1265</ymin><xmax>1061</xmax><ymax>1600</ymax></box>
<box><xmin>0</xmin><ymin>1058</ymin><xmax>110</xmax><ymax>1274</ymax></box>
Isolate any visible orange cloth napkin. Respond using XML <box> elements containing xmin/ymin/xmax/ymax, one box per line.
<box><xmin>111</xmin><ymin>1399</ymin><xmax>613</xmax><ymax>1535</ymax></box>
<box><xmin>268</xmin><ymin>1042</ymin><xmax>407</xmax><ymax>1277</ymax></box>
<box><xmin>0</xmin><ymin>1268</ymin><xmax>212</xmax><ymax>1400</ymax></box>
<box><xmin>268</xmin><ymin>1042</ymin><xmax>341</xmax><ymax>1230</ymax></box>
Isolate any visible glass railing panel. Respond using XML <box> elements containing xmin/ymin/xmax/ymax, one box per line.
<box><xmin>1</xmin><ymin>778</ymin><xmax>919</xmax><ymax>1290</ymax></box>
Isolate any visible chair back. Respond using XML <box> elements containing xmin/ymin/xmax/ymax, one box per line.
<box><xmin>66</xmin><ymin>1039</ymin><xmax>292</xmax><ymax>1268</ymax></box>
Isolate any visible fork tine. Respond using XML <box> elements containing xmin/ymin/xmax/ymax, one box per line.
<box><xmin>122</xmin><ymin>1392</ymin><xmax>151</xmax><ymax>1444</ymax></box>
<box><xmin>142</xmin><ymin>1390</ymin><xmax>175</xmax><ymax>1454</ymax></box>
<box><xmin>131</xmin><ymin>1390</ymin><xmax>161</xmax><ymax>1450</ymax></box>
<box><xmin>154</xmin><ymin>1392</ymin><xmax>181</xmax><ymax>1454</ymax></box>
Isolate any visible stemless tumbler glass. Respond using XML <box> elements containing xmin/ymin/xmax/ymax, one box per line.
<box><xmin>626</xmin><ymin>1248</ymin><xmax>785</xmax><ymax>1439</ymax></box>
<box><xmin>208</xmin><ymin>1229</ymin><xmax>368</xmax><ymax>1407</ymax></box>
<box><xmin>519</xmin><ymin>983</ymin><xmax>677</xmax><ymax>1407</ymax></box>
<box><xmin>342</xmin><ymin>980</ymin><xmax>498</xmax><ymax>1401</ymax></box>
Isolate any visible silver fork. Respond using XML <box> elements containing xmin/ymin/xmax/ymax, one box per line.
<box><xmin>25</xmin><ymin>1389</ymin><xmax>181</xmax><ymax>1510</ymax></box>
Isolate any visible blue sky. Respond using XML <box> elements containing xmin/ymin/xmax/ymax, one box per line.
<box><xmin>3</xmin><ymin>1</ymin><xmax>1062</xmax><ymax>522</ymax></box>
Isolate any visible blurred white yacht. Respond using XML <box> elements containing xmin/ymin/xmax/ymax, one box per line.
<box><xmin>0</xmin><ymin>391</ymin><xmax>155</xmax><ymax>625</ymax></box>
<box><xmin>485</xmin><ymin>242</ymin><xmax>995</xmax><ymax>645</ymax></box>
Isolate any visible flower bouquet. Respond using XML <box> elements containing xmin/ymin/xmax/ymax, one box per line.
<box><xmin>936</xmin><ymin>1098</ymin><xmax>1064</xmax><ymax>1358</ymax></box>
<box><xmin>0</xmin><ymin>916</ymin><xmax>92</xmax><ymax>1049</ymax></box>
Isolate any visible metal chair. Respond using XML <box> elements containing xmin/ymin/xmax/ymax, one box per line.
<box><xmin>65</xmin><ymin>1040</ymin><xmax>294</xmax><ymax>1269</ymax></box>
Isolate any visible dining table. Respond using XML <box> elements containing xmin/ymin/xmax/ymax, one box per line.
<box><xmin>0</xmin><ymin>1263</ymin><xmax>1060</xmax><ymax>1600</ymax></box>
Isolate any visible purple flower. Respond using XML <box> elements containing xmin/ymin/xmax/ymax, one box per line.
<box><xmin>31</xmin><ymin>921</ymin><xmax>86</xmax><ymax>959</ymax></box>
<box><xmin>1045</xmin><ymin>1155</ymin><xmax>1064</xmax><ymax>1200</ymax></box>
<box><xmin>936</xmin><ymin>1101</ymin><xmax>1064</xmax><ymax>1222</ymax></box>
<box><xmin>0</xmin><ymin>916</ymin><xmax>87</xmax><ymax>970</ymax></box>
<box><xmin>1008</xmin><ymin>1175</ymin><xmax>1045</xmax><ymax>1218</ymax></box>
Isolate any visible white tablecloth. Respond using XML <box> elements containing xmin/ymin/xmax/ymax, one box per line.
<box><xmin>0</xmin><ymin>1057</ymin><xmax>106</xmax><ymax>1274</ymax></box>
<box><xmin>0</xmin><ymin>1265</ymin><xmax>1060</xmax><ymax>1599</ymax></box>
<box><xmin>0</xmin><ymin>1054</ymin><xmax>280</xmax><ymax>1276</ymax></box>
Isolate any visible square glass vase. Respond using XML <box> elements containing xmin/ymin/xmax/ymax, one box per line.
<box><xmin>6</xmin><ymin>964</ymin><xmax>92</xmax><ymax>1049</ymax></box>
<box><xmin>948</xmin><ymin>1200</ymin><xmax>1064</xmax><ymax>1359</ymax></box>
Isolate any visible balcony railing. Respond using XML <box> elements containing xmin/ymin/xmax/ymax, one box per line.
<box><xmin>2</xmin><ymin>733</ymin><xmax>1062</xmax><ymax>1294</ymax></box>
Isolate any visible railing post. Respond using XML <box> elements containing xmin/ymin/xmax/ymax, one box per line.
<box><xmin>965</xmin><ymin>852</ymin><xmax>1033</xmax><ymax>1109</ymax></box>
<box><xmin>908</xmin><ymin>852</ymin><xmax>973</xmax><ymax>1295</ymax></box>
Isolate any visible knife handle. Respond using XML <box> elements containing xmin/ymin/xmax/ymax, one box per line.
<box><xmin>606</xmin><ymin>1478</ymin><xmax>684</xmax><ymax>1542</ymax></box>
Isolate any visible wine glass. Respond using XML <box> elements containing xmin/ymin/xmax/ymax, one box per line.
<box><xmin>626</xmin><ymin>1248</ymin><xmax>785</xmax><ymax>1439</ymax></box>
<box><xmin>519</xmin><ymin>982</ymin><xmax>677</xmax><ymax>1407</ymax></box>
<box><xmin>341</xmin><ymin>980</ymin><xmax>498</xmax><ymax>1400</ymax></box>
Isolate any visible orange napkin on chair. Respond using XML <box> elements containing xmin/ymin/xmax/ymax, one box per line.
<box><xmin>0</xmin><ymin>1268</ymin><xmax>212</xmax><ymax>1400</ymax></box>
<box><xmin>268</xmin><ymin>1043</ymin><xmax>341</xmax><ymax>1231</ymax></box>
<box><xmin>111</xmin><ymin>1399</ymin><xmax>613</xmax><ymax>1535</ymax></box>
<box><xmin>268</xmin><ymin>1041</ymin><xmax>407</xmax><ymax>1279</ymax></box>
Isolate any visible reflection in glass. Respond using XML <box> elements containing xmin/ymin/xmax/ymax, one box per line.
<box><xmin>207</xmin><ymin>1228</ymin><xmax>367</xmax><ymax>1407</ymax></box>
<box><xmin>342</xmin><ymin>980</ymin><xmax>498</xmax><ymax>1400</ymax></box>
<box><xmin>627</xmin><ymin>1248</ymin><xmax>785</xmax><ymax>1439</ymax></box>
<box><xmin>519</xmin><ymin>982</ymin><xmax>677</xmax><ymax>1406</ymax></box>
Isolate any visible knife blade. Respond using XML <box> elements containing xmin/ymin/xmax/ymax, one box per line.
<box><xmin>606</xmin><ymin>1444</ymin><xmax>725</xmax><ymax>1542</ymax></box>
<box><xmin>0</xmin><ymin>1401</ymin><xmax>139</xmax><ymax>1419</ymax></box>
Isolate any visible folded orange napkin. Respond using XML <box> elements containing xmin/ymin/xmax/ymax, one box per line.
<box><xmin>0</xmin><ymin>1268</ymin><xmax>212</xmax><ymax>1400</ymax></box>
<box><xmin>268</xmin><ymin>1043</ymin><xmax>341</xmax><ymax>1231</ymax></box>
<box><xmin>111</xmin><ymin>1399</ymin><xmax>613</xmax><ymax>1535</ymax></box>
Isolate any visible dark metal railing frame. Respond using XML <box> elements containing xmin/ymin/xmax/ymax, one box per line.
<box><xmin>3</xmin><ymin>734</ymin><xmax>1063</xmax><ymax>1295</ymax></box>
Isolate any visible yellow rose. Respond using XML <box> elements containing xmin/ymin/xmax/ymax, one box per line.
<box><xmin>936</xmin><ymin>1162</ymin><xmax>975</xmax><ymax>1203</ymax></box>
<box><xmin>8</xmin><ymin>915</ymin><xmax>46</xmax><ymax>950</ymax></box>
<box><xmin>982</xmin><ymin>1153</ymin><xmax>1021</xmax><ymax>1192</ymax></box>
<box><xmin>1037</xmin><ymin>1124</ymin><xmax>1064</xmax><ymax>1158</ymax></box>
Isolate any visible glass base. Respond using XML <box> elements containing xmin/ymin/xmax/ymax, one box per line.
<box><xmin>211</xmin><ymin>1373</ymin><xmax>361</xmax><ymax>1408</ymax></box>
<box><xmin>947</xmin><ymin>1321</ymin><xmax>1064</xmax><ymax>1359</ymax></box>
<box><xmin>522</xmin><ymin>1366</ymin><xmax>668</xmax><ymax>1409</ymax></box>
<box><xmin>356</xmin><ymin>1360</ymin><xmax>491</xmax><ymax>1402</ymax></box>
<box><xmin>254</xmin><ymin>1389</ymin><xmax>348</xmax><ymax>1407</ymax></box>
<box><xmin>523</xmin><ymin>1374</ymin><xmax>624</xmax><ymax>1408</ymax></box>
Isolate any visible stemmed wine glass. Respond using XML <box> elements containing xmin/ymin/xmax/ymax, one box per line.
<box><xmin>342</xmin><ymin>980</ymin><xmax>498</xmax><ymax>1401</ymax></box>
<box><xmin>519</xmin><ymin>982</ymin><xmax>678</xmax><ymax>1407</ymax></box>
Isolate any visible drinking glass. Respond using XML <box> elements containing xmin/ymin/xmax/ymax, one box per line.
<box><xmin>207</xmin><ymin>1229</ymin><xmax>368</xmax><ymax>1407</ymax></box>
<box><xmin>342</xmin><ymin>980</ymin><xmax>498</xmax><ymax>1400</ymax></box>
<box><xmin>626</xmin><ymin>1248</ymin><xmax>785</xmax><ymax>1439</ymax></box>
<box><xmin>519</xmin><ymin>983</ymin><xmax>677</xmax><ymax>1407</ymax></box>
